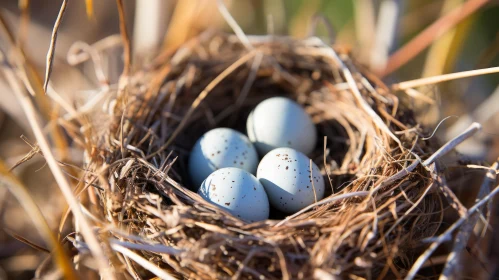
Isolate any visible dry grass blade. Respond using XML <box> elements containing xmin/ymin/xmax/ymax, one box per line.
<box><xmin>111</xmin><ymin>243</ymin><xmax>176</xmax><ymax>280</ymax></box>
<box><xmin>0</xmin><ymin>159</ymin><xmax>76</xmax><ymax>279</ymax></box>
<box><xmin>393</xmin><ymin>66</ymin><xmax>499</xmax><ymax>91</ymax></box>
<box><xmin>217</xmin><ymin>0</ymin><xmax>252</xmax><ymax>50</ymax></box>
<box><xmin>43</xmin><ymin>0</ymin><xmax>68</xmax><ymax>92</ymax></box>
<box><xmin>307</xmin><ymin>38</ymin><xmax>403</xmax><ymax>147</ymax></box>
<box><xmin>17</xmin><ymin>0</ymin><xmax>30</xmax><ymax>48</ymax></box>
<box><xmin>2</xmin><ymin>58</ymin><xmax>115</xmax><ymax>279</ymax></box>
<box><xmin>4</xmin><ymin>228</ymin><xmax>50</xmax><ymax>253</ymax></box>
<box><xmin>439</xmin><ymin>159</ymin><xmax>499</xmax><ymax>279</ymax></box>
<box><xmin>382</xmin><ymin>0</ymin><xmax>489</xmax><ymax>77</ymax></box>
<box><xmin>116</xmin><ymin>0</ymin><xmax>131</xmax><ymax>77</ymax></box>
<box><xmin>0</xmin><ymin>11</ymin><xmax>70</xmax><ymax>159</ymax></box>
<box><xmin>275</xmin><ymin>191</ymin><xmax>370</xmax><ymax>227</ymax></box>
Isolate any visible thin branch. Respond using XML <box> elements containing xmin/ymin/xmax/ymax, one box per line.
<box><xmin>382</xmin><ymin>0</ymin><xmax>489</xmax><ymax>77</ymax></box>
<box><xmin>43</xmin><ymin>0</ymin><xmax>68</xmax><ymax>92</ymax></box>
<box><xmin>439</xmin><ymin>159</ymin><xmax>499</xmax><ymax>279</ymax></box>
<box><xmin>433</xmin><ymin>162</ymin><xmax>467</xmax><ymax>218</ymax></box>
<box><xmin>423</xmin><ymin>122</ymin><xmax>481</xmax><ymax>166</ymax></box>
<box><xmin>405</xmin><ymin>181</ymin><xmax>499</xmax><ymax>279</ymax></box>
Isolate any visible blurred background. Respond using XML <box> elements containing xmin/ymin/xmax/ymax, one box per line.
<box><xmin>0</xmin><ymin>0</ymin><xmax>498</xmax><ymax>279</ymax></box>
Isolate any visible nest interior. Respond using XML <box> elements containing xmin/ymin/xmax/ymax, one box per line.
<box><xmin>80</xmin><ymin>32</ymin><xmax>443</xmax><ymax>279</ymax></box>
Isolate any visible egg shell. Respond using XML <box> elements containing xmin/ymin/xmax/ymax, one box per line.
<box><xmin>247</xmin><ymin>97</ymin><xmax>317</xmax><ymax>155</ymax></box>
<box><xmin>189</xmin><ymin>128</ymin><xmax>259</xmax><ymax>188</ymax></box>
<box><xmin>198</xmin><ymin>168</ymin><xmax>270</xmax><ymax>222</ymax></box>
<box><xmin>257</xmin><ymin>147</ymin><xmax>325</xmax><ymax>213</ymax></box>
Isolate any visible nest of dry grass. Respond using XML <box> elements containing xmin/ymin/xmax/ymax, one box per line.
<box><xmin>73</xmin><ymin>31</ymin><xmax>450</xmax><ymax>279</ymax></box>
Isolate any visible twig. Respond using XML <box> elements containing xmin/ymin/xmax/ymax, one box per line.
<box><xmin>382</xmin><ymin>0</ymin><xmax>489</xmax><ymax>77</ymax></box>
<box><xmin>439</xmin><ymin>159</ymin><xmax>499</xmax><ymax>279</ymax></box>
<box><xmin>116</xmin><ymin>0</ymin><xmax>131</xmax><ymax>77</ymax></box>
<box><xmin>423</xmin><ymin>122</ymin><xmax>481</xmax><ymax>166</ymax></box>
<box><xmin>43</xmin><ymin>0</ymin><xmax>68</xmax><ymax>92</ymax></box>
<box><xmin>405</xmin><ymin>181</ymin><xmax>499</xmax><ymax>279</ymax></box>
<box><xmin>393</xmin><ymin>67</ymin><xmax>499</xmax><ymax>91</ymax></box>
<box><xmin>433</xmin><ymin>162</ymin><xmax>467</xmax><ymax>218</ymax></box>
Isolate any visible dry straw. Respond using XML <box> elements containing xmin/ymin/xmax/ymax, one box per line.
<box><xmin>2</xmin><ymin>2</ymin><xmax>499</xmax><ymax>279</ymax></box>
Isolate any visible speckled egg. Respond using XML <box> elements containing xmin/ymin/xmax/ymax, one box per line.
<box><xmin>257</xmin><ymin>147</ymin><xmax>325</xmax><ymax>213</ymax></box>
<box><xmin>189</xmin><ymin>128</ymin><xmax>259</xmax><ymax>188</ymax></box>
<box><xmin>198</xmin><ymin>168</ymin><xmax>270</xmax><ymax>222</ymax></box>
<box><xmin>246</xmin><ymin>97</ymin><xmax>317</xmax><ymax>155</ymax></box>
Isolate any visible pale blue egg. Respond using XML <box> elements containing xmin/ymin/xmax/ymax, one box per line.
<box><xmin>257</xmin><ymin>147</ymin><xmax>325</xmax><ymax>213</ymax></box>
<box><xmin>247</xmin><ymin>97</ymin><xmax>317</xmax><ymax>156</ymax></box>
<box><xmin>189</xmin><ymin>128</ymin><xmax>259</xmax><ymax>188</ymax></box>
<box><xmin>198</xmin><ymin>168</ymin><xmax>270</xmax><ymax>222</ymax></box>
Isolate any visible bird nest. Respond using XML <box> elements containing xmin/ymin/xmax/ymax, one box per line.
<box><xmin>78</xmin><ymin>31</ymin><xmax>448</xmax><ymax>279</ymax></box>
